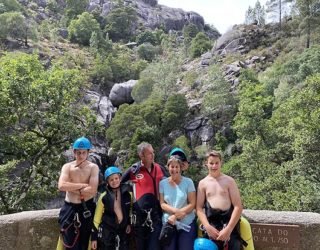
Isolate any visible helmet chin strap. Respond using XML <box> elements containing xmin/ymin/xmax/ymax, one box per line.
<box><xmin>74</xmin><ymin>159</ymin><xmax>87</xmax><ymax>168</ymax></box>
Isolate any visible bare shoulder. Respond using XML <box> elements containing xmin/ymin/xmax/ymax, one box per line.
<box><xmin>222</xmin><ymin>174</ymin><xmax>238</xmax><ymax>187</ymax></box>
<box><xmin>87</xmin><ymin>161</ymin><xmax>99</xmax><ymax>172</ymax></box>
<box><xmin>198</xmin><ymin>176</ymin><xmax>210</xmax><ymax>189</ymax></box>
<box><xmin>61</xmin><ymin>161</ymin><xmax>73</xmax><ymax>171</ymax></box>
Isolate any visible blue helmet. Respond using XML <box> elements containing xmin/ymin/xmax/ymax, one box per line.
<box><xmin>194</xmin><ymin>238</ymin><xmax>218</xmax><ymax>250</ymax></box>
<box><xmin>73</xmin><ymin>137</ymin><xmax>92</xmax><ymax>150</ymax></box>
<box><xmin>104</xmin><ymin>166</ymin><xmax>122</xmax><ymax>180</ymax></box>
<box><xmin>169</xmin><ymin>147</ymin><xmax>187</xmax><ymax>162</ymax></box>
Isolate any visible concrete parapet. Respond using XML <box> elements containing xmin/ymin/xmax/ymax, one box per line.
<box><xmin>0</xmin><ymin>209</ymin><xmax>319</xmax><ymax>250</ymax></box>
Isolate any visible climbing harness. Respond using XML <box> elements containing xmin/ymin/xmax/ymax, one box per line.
<box><xmin>60</xmin><ymin>212</ymin><xmax>81</xmax><ymax>248</ymax></box>
<box><xmin>115</xmin><ymin>234</ymin><xmax>120</xmax><ymax>250</ymax></box>
<box><xmin>79</xmin><ymin>190</ymin><xmax>92</xmax><ymax>218</ymax></box>
<box><xmin>141</xmin><ymin>208</ymin><xmax>154</xmax><ymax>232</ymax></box>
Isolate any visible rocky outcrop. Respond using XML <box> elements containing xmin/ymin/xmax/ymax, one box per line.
<box><xmin>84</xmin><ymin>90</ymin><xmax>116</xmax><ymax>126</ymax></box>
<box><xmin>134</xmin><ymin>1</ymin><xmax>205</xmax><ymax>32</ymax></box>
<box><xmin>109</xmin><ymin>80</ymin><xmax>137</xmax><ymax>107</ymax></box>
<box><xmin>87</xmin><ymin>0</ymin><xmax>205</xmax><ymax>32</ymax></box>
<box><xmin>213</xmin><ymin>24</ymin><xmax>268</xmax><ymax>56</ymax></box>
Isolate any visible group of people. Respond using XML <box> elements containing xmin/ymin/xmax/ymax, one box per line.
<box><xmin>57</xmin><ymin>137</ymin><xmax>244</xmax><ymax>250</ymax></box>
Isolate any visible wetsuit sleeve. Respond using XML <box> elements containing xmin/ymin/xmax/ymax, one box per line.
<box><xmin>91</xmin><ymin>192</ymin><xmax>106</xmax><ymax>241</ymax></box>
<box><xmin>121</xmin><ymin>167</ymin><xmax>132</xmax><ymax>183</ymax></box>
<box><xmin>159</xmin><ymin>164</ymin><xmax>169</xmax><ymax>177</ymax></box>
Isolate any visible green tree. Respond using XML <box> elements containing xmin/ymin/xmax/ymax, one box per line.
<box><xmin>0</xmin><ymin>0</ymin><xmax>22</xmax><ymax>14</ymax></box>
<box><xmin>183</xmin><ymin>23</ymin><xmax>200</xmax><ymax>44</ymax></box>
<box><xmin>0</xmin><ymin>52</ymin><xmax>100</xmax><ymax>214</ymax></box>
<box><xmin>245</xmin><ymin>0</ymin><xmax>266</xmax><ymax>25</ymax></box>
<box><xmin>190</xmin><ymin>32</ymin><xmax>212</xmax><ymax>58</ymax></box>
<box><xmin>106</xmin><ymin>98</ymin><xmax>164</xmax><ymax>165</ymax></box>
<box><xmin>139</xmin><ymin>53</ymin><xmax>183</xmax><ymax>100</ymax></box>
<box><xmin>136</xmin><ymin>30</ymin><xmax>158</xmax><ymax>45</ymax></box>
<box><xmin>266</xmin><ymin>0</ymin><xmax>293</xmax><ymax>29</ymax></box>
<box><xmin>137</xmin><ymin>43</ymin><xmax>160</xmax><ymax>62</ymax></box>
<box><xmin>68</xmin><ymin>12</ymin><xmax>101</xmax><ymax>46</ymax></box>
<box><xmin>0</xmin><ymin>12</ymin><xmax>37</xmax><ymax>45</ymax></box>
<box><xmin>65</xmin><ymin>0</ymin><xmax>88</xmax><ymax>22</ymax></box>
<box><xmin>104</xmin><ymin>6</ymin><xmax>137</xmax><ymax>42</ymax></box>
<box><xmin>131</xmin><ymin>76</ymin><xmax>155</xmax><ymax>103</ymax></box>
<box><xmin>296</xmin><ymin>0</ymin><xmax>320</xmax><ymax>48</ymax></box>
<box><xmin>245</xmin><ymin>6</ymin><xmax>255</xmax><ymax>24</ymax></box>
<box><xmin>89</xmin><ymin>31</ymin><xmax>112</xmax><ymax>54</ymax></box>
<box><xmin>161</xmin><ymin>94</ymin><xmax>188</xmax><ymax>134</ymax></box>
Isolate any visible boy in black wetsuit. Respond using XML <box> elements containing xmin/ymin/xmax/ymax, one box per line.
<box><xmin>196</xmin><ymin>151</ymin><xmax>243</xmax><ymax>250</ymax></box>
<box><xmin>91</xmin><ymin>166</ymin><xmax>131</xmax><ymax>250</ymax></box>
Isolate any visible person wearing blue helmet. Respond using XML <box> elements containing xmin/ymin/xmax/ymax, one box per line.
<box><xmin>169</xmin><ymin>147</ymin><xmax>189</xmax><ymax>171</ymax></box>
<box><xmin>91</xmin><ymin>166</ymin><xmax>132</xmax><ymax>250</ymax></box>
<box><xmin>58</xmin><ymin>137</ymin><xmax>99</xmax><ymax>250</ymax></box>
<box><xmin>194</xmin><ymin>238</ymin><xmax>218</xmax><ymax>250</ymax></box>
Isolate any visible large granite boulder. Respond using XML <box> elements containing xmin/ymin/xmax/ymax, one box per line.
<box><xmin>109</xmin><ymin>80</ymin><xmax>137</xmax><ymax>107</ymax></box>
<box><xmin>87</xmin><ymin>0</ymin><xmax>206</xmax><ymax>32</ymax></box>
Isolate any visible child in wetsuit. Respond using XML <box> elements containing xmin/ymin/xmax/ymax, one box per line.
<box><xmin>91</xmin><ymin>166</ymin><xmax>131</xmax><ymax>250</ymax></box>
<box><xmin>196</xmin><ymin>150</ymin><xmax>243</xmax><ymax>250</ymax></box>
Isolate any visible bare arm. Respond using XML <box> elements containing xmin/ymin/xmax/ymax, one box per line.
<box><xmin>217</xmin><ymin>177</ymin><xmax>243</xmax><ymax>241</ymax></box>
<box><xmin>196</xmin><ymin>180</ymin><xmax>210</xmax><ymax>228</ymax></box>
<box><xmin>58</xmin><ymin>164</ymin><xmax>88</xmax><ymax>192</ymax></box>
<box><xmin>80</xmin><ymin>164</ymin><xmax>99</xmax><ymax>198</ymax></box>
<box><xmin>196</xmin><ymin>179</ymin><xmax>220</xmax><ymax>239</ymax></box>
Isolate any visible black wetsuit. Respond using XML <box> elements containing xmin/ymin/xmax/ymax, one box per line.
<box><xmin>91</xmin><ymin>183</ymin><xmax>132</xmax><ymax>250</ymax></box>
<box><xmin>204</xmin><ymin>202</ymin><xmax>241</xmax><ymax>250</ymax></box>
<box><xmin>121</xmin><ymin>161</ymin><xmax>168</xmax><ymax>250</ymax></box>
<box><xmin>58</xmin><ymin>198</ymin><xmax>95</xmax><ymax>250</ymax></box>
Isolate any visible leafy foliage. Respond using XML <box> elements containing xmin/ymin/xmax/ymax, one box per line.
<box><xmin>0</xmin><ymin>11</ymin><xmax>37</xmax><ymax>45</ymax></box>
<box><xmin>65</xmin><ymin>0</ymin><xmax>88</xmax><ymax>22</ymax></box>
<box><xmin>0</xmin><ymin>0</ymin><xmax>22</xmax><ymax>14</ymax></box>
<box><xmin>245</xmin><ymin>0</ymin><xmax>266</xmax><ymax>25</ymax></box>
<box><xmin>106</xmin><ymin>94</ymin><xmax>188</xmax><ymax>165</ymax></box>
<box><xmin>226</xmin><ymin>47</ymin><xmax>320</xmax><ymax>212</ymax></box>
<box><xmin>190</xmin><ymin>32</ymin><xmax>212</xmax><ymax>58</ymax></box>
<box><xmin>68</xmin><ymin>12</ymin><xmax>101</xmax><ymax>46</ymax></box>
<box><xmin>0</xmin><ymin>52</ymin><xmax>101</xmax><ymax>214</ymax></box>
<box><xmin>136</xmin><ymin>30</ymin><xmax>158</xmax><ymax>45</ymax></box>
<box><xmin>104</xmin><ymin>6</ymin><xmax>137</xmax><ymax>42</ymax></box>
<box><xmin>183</xmin><ymin>23</ymin><xmax>200</xmax><ymax>44</ymax></box>
<box><xmin>137</xmin><ymin>43</ymin><xmax>160</xmax><ymax>62</ymax></box>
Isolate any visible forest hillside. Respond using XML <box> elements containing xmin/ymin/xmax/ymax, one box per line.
<box><xmin>0</xmin><ymin>0</ymin><xmax>320</xmax><ymax>215</ymax></box>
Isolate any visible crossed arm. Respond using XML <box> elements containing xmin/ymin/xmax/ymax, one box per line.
<box><xmin>160</xmin><ymin>191</ymin><xmax>196</xmax><ymax>224</ymax></box>
<box><xmin>58</xmin><ymin>163</ymin><xmax>99</xmax><ymax>199</ymax></box>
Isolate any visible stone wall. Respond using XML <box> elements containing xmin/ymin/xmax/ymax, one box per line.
<box><xmin>0</xmin><ymin>209</ymin><xmax>319</xmax><ymax>250</ymax></box>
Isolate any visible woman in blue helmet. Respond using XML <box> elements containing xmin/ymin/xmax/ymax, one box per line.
<box><xmin>58</xmin><ymin>137</ymin><xmax>99</xmax><ymax>250</ymax></box>
<box><xmin>91</xmin><ymin>166</ymin><xmax>132</xmax><ymax>250</ymax></box>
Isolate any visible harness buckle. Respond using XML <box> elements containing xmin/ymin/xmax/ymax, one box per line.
<box><xmin>73</xmin><ymin>213</ymin><xmax>81</xmax><ymax>228</ymax></box>
<box><xmin>131</xmin><ymin>213</ymin><xmax>136</xmax><ymax>225</ymax></box>
<box><xmin>83</xmin><ymin>210</ymin><xmax>92</xmax><ymax>219</ymax></box>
